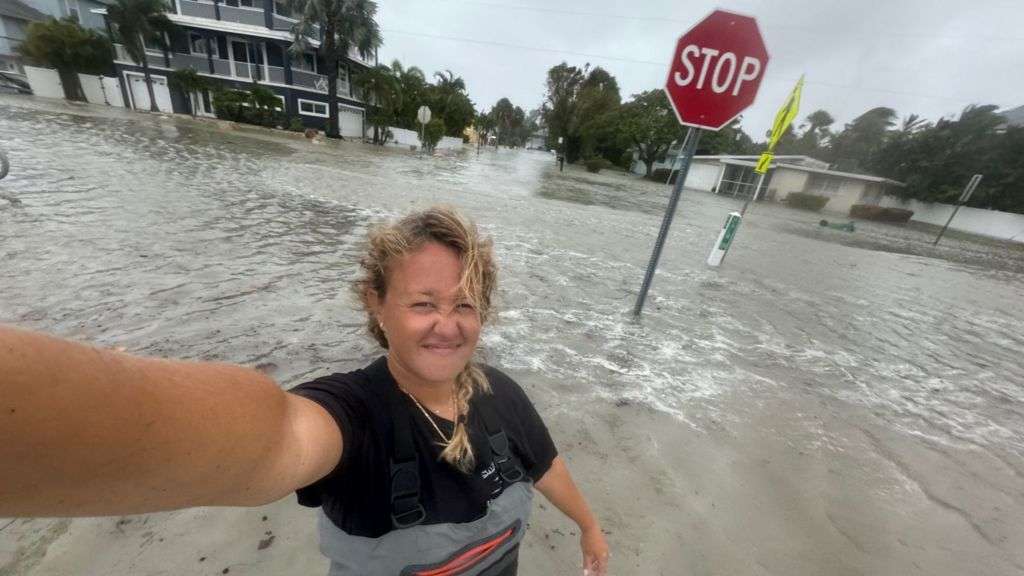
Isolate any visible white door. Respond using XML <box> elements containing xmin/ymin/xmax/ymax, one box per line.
<box><xmin>338</xmin><ymin>106</ymin><xmax>364</xmax><ymax>139</ymax></box>
<box><xmin>685</xmin><ymin>162</ymin><xmax>722</xmax><ymax>192</ymax></box>
<box><xmin>128</xmin><ymin>73</ymin><xmax>172</xmax><ymax>113</ymax></box>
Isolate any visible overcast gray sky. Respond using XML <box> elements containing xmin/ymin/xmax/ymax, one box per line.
<box><xmin>376</xmin><ymin>0</ymin><xmax>1024</xmax><ymax>138</ymax></box>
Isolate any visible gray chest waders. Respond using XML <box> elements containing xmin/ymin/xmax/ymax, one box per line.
<box><xmin>317</xmin><ymin>383</ymin><xmax>531</xmax><ymax>575</ymax></box>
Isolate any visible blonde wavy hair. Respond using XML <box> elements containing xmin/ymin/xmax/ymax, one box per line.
<box><xmin>354</xmin><ymin>206</ymin><xmax>497</xmax><ymax>473</ymax></box>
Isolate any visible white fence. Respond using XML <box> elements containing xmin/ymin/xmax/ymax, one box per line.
<box><xmin>437</xmin><ymin>136</ymin><xmax>465</xmax><ymax>150</ymax></box>
<box><xmin>381</xmin><ymin>127</ymin><xmax>465</xmax><ymax>151</ymax></box>
<box><xmin>877</xmin><ymin>196</ymin><xmax>1024</xmax><ymax>242</ymax></box>
<box><xmin>24</xmin><ymin>66</ymin><xmax>124</xmax><ymax>107</ymax></box>
<box><xmin>24</xmin><ymin>66</ymin><xmax>63</xmax><ymax>99</ymax></box>
<box><xmin>78</xmin><ymin>74</ymin><xmax>125</xmax><ymax>108</ymax></box>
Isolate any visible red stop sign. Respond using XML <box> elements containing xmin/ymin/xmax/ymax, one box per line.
<box><xmin>663</xmin><ymin>10</ymin><xmax>769</xmax><ymax>131</ymax></box>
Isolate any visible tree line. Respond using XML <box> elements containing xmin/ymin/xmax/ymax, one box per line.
<box><xmin>535</xmin><ymin>61</ymin><xmax>1023</xmax><ymax>214</ymax></box>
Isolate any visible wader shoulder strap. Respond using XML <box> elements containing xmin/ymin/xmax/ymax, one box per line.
<box><xmin>475</xmin><ymin>397</ymin><xmax>525</xmax><ymax>484</ymax></box>
<box><xmin>388</xmin><ymin>387</ymin><xmax>426</xmax><ymax>529</ymax></box>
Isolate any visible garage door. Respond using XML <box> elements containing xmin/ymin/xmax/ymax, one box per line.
<box><xmin>685</xmin><ymin>162</ymin><xmax>722</xmax><ymax>192</ymax></box>
<box><xmin>127</xmin><ymin>73</ymin><xmax>172</xmax><ymax>113</ymax></box>
<box><xmin>338</xmin><ymin>105</ymin><xmax>364</xmax><ymax>139</ymax></box>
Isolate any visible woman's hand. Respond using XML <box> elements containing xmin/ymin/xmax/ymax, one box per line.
<box><xmin>581</xmin><ymin>525</ymin><xmax>609</xmax><ymax>575</ymax></box>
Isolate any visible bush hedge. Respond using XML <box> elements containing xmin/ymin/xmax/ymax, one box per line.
<box><xmin>649</xmin><ymin>168</ymin><xmax>677</xmax><ymax>183</ymax></box>
<box><xmin>212</xmin><ymin>88</ymin><xmax>285</xmax><ymax>129</ymax></box>
<box><xmin>584</xmin><ymin>157</ymin><xmax>612</xmax><ymax>173</ymax></box>
<box><xmin>849</xmin><ymin>204</ymin><xmax>914</xmax><ymax>222</ymax></box>
<box><xmin>785</xmin><ymin>192</ymin><xmax>830</xmax><ymax>211</ymax></box>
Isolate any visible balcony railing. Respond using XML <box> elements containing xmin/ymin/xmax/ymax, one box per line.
<box><xmin>113</xmin><ymin>42</ymin><xmax>361</xmax><ymax>102</ymax></box>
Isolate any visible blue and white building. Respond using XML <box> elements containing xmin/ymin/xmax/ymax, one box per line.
<box><xmin>1</xmin><ymin>0</ymin><xmax>108</xmax><ymax>78</ymax></box>
<box><xmin>96</xmin><ymin>0</ymin><xmax>374</xmax><ymax>136</ymax></box>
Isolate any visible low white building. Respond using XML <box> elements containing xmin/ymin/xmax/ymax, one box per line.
<box><xmin>641</xmin><ymin>153</ymin><xmax>904</xmax><ymax>215</ymax></box>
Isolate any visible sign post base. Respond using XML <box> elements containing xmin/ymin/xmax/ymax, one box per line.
<box><xmin>707</xmin><ymin>212</ymin><xmax>742</xmax><ymax>267</ymax></box>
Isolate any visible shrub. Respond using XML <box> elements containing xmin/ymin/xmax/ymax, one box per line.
<box><xmin>849</xmin><ymin>204</ymin><xmax>914</xmax><ymax>222</ymax></box>
<box><xmin>422</xmin><ymin>118</ymin><xmax>446</xmax><ymax>151</ymax></box>
<box><xmin>785</xmin><ymin>192</ymin><xmax>830</xmax><ymax>212</ymax></box>
<box><xmin>212</xmin><ymin>88</ymin><xmax>283</xmax><ymax>128</ymax></box>
<box><xmin>618</xmin><ymin>151</ymin><xmax>635</xmax><ymax>171</ymax></box>
<box><xmin>648</xmin><ymin>168</ymin><xmax>677</xmax><ymax>183</ymax></box>
<box><xmin>585</xmin><ymin>157</ymin><xmax>613</xmax><ymax>173</ymax></box>
<box><xmin>288</xmin><ymin>116</ymin><xmax>304</xmax><ymax>132</ymax></box>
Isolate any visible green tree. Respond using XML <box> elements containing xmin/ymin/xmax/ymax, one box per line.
<box><xmin>289</xmin><ymin>0</ymin><xmax>382</xmax><ymax>139</ymax></box>
<box><xmin>541</xmin><ymin>62</ymin><xmax>585</xmax><ymax>160</ymax></box>
<box><xmin>474</xmin><ymin>109</ymin><xmax>495</xmax><ymax>148</ymax></box>
<box><xmin>422</xmin><ymin>117</ymin><xmax>445</xmax><ymax>152</ymax></box>
<box><xmin>426</xmin><ymin>69</ymin><xmax>475</xmax><ymax>138</ymax></box>
<box><xmin>17</xmin><ymin>18</ymin><xmax>112</xmax><ymax>102</ymax></box>
<box><xmin>828</xmin><ymin>106</ymin><xmax>897</xmax><ymax>171</ymax></box>
<box><xmin>353</xmin><ymin>63</ymin><xmax>400</xmax><ymax>144</ymax></box>
<box><xmin>167</xmin><ymin>68</ymin><xmax>210</xmax><ymax>117</ymax></box>
<box><xmin>870</xmin><ymin>104</ymin><xmax>1024</xmax><ymax>212</ymax></box>
<box><xmin>390</xmin><ymin>59</ymin><xmax>426</xmax><ymax>130</ymax></box>
<box><xmin>694</xmin><ymin>117</ymin><xmax>756</xmax><ymax>156</ymax></box>
<box><xmin>107</xmin><ymin>0</ymin><xmax>175</xmax><ymax>112</ymax></box>
<box><xmin>576</xmin><ymin>67</ymin><xmax>620</xmax><ymax>159</ymax></box>
<box><xmin>490</xmin><ymin>97</ymin><xmax>514</xmax><ymax>146</ymax></box>
<box><xmin>615</xmin><ymin>90</ymin><xmax>683</xmax><ymax>177</ymax></box>
<box><xmin>541</xmin><ymin>63</ymin><xmax>621</xmax><ymax>163</ymax></box>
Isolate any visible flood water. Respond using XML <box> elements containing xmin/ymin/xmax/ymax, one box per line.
<box><xmin>2</xmin><ymin>96</ymin><xmax>1024</xmax><ymax>571</ymax></box>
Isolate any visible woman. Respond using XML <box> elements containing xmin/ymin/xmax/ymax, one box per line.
<box><xmin>0</xmin><ymin>207</ymin><xmax>609</xmax><ymax>575</ymax></box>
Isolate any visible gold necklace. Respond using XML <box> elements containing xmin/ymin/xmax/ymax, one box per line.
<box><xmin>404</xmin><ymin>390</ymin><xmax>456</xmax><ymax>446</ymax></box>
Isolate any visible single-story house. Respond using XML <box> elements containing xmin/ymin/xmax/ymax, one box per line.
<box><xmin>640</xmin><ymin>154</ymin><xmax>904</xmax><ymax>215</ymax></box>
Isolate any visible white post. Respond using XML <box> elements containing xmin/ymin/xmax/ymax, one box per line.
<box><xmin>706</xmin><ymin>212</ymin><xmax>742</xmax><ymax>267</ymax></box>
<box><xmin>713</xmin><ymin>162</ymin><xmax>726</xmax><ymax>194</ymax></box>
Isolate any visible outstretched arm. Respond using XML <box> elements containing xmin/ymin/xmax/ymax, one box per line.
<box><xmin>0</xmin><ymin>324</ymin><xmax>342</xmax><ymax>517</ymax></box>
<box><xmin>535</xmin><ymin>456</ymin><xmax>609</xmax><ymax>575</ymax></box>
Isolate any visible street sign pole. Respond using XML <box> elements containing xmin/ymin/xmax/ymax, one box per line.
<box><xmin>934</xmin><ymin>174</ymin><xmax>982</xmax><ymax>245</ymax></box>
<box><xmin>665</xmin><ymin>129</ymin><xmax>693</xmax><ymax>184</ymax></box>
<box><xmin>633</xmin><ymin>127</ymin><xmax>701</xmax><ymax>317</ymax></box>
<box><xmin>740</xmin><ymin>170</ymin><xmax>767</xmax><ymax>216</ymax></box>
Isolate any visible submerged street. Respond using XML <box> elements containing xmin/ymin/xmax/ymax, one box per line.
<box><xmin>2</xmin><ymin>96</ymin><xmax>1023</xmax><ymax>575</ymax></box>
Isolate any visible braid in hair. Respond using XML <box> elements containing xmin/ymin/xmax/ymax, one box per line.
<box><xmin>439</xmin><ymin>363</ymin><xmax>491</xmax><ymax>472</ymax></box>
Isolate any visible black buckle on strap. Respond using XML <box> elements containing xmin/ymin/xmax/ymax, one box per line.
<box><xmin>390</xmin><ymin>459</ymin><xmax>426</xmax><ymax>528</ymax></box>
<box><xmin>488</xmin><ymin>430</ymin><xmax>525</xmax><ymax>483</ymax></box>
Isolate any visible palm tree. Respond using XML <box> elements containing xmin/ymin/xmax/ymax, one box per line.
<box><xmin>107</xmin><ymin>0</ymin><xmax>175</xmax><ymax>112</ymax></box>
<box><xmin>390</xmin><ymin>59</ymin><xmax>426</xmax><ymax>129</ymax></box>
<box><xmin>289</xmin><ymin>0</ymin><xmax>382</xmax><ymax>139</ymax></box>
<box><xmin>899</xmin><ymin>113</ymin><xmax>930</xmax><ymax>134</ymax></box>
<box><xmin>353</xmin><ymin>64</ymin><xmax>400</xmax><ymax>144</ymax></box>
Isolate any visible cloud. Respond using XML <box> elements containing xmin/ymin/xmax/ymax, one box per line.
<box><xmin>378</xmin><ymin>0</ymin><xmax>1024</xmax><ymax>137</ymax></box>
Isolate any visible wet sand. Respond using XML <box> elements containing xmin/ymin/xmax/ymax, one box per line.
<box><xmin>2</xmin><ymin>95</ymin><xmax>1023</xmax><ymax>575</ymax></box>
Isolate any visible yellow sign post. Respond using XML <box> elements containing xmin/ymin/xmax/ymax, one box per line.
<box><xmin>743</xmin><ymin>76</ymin><xmax>803</xmax><ymax>211</ymax></box>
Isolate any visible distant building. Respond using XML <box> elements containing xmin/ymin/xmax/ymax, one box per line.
<box><xmin>639</xmin><ymin>154</ymin><xmax>904</xmax><ymax>215</ymax></box>
<box><xmin>997</xmin><ymin>104</ymin><xmax>1024</xmax><ymax>131</ymax></box>
<box><xmin>95</xmin><ymin>0</ymin><xmax>375</xmax><ymax>135</ymax></box>
<box><xmin>0</xmin><ymin>0</ymin><xmax>47</xmax><ymax>77</ymax></box>
<box><xmin>21</xmin><ymin>0</ymin><xmax>110</xmax><ymax>30</ymax></box>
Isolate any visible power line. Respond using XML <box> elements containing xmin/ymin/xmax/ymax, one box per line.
<box><xmin>421</xmin><ymin>0</ymin><xmax>1024</xmax><ymax>44</ymax></box>
<box><xmin>381</xmin><ymin>28</ymin><xmax>1006</xmax><ymax>107</ymax></box>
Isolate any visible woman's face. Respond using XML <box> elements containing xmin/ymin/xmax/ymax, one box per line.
<box><xmin>374</xmin><ymin>241</ymin><xmax>482</xmax><ymax>386</ymax></box>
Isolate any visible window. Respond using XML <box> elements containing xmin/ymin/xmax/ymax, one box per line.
<box><xmin>273</xmin><ymin>0</ymin><xmax>292</xmax><ymax>17</ymax></box>
<box><xmin>293</xmin><ymin>52</ymin><xmax>318</xmax><ymax>73</ymax></box>
<box><xmin>299</xmin><ymin>99</ymin><xmax>328</xmax><ymax>117</ymax></box>
<box><xmin>189</xmin><ymin>33</ymin><xmax>218</xmax><ymax>57</ymax></box>
<box><xmin>142</xmin><ymin>34</ymin><xmax>164</xmax><ymax>52</ymax></box>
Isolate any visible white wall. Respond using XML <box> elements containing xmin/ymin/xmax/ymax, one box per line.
<box><xmin>877</xmin><ymin>196</ymin><xmax>1024</xmax><ymax>242</ymax></box>
<box><xmin>24</xmin><ymin>66</ymin><xmax>64</xmax><ymax>99</ymax></box>
<box><xmin>381</xmin><ymin>127</ymin><xmax>464</xmax><ymax>150</ymax></box>
<box><xmin>436</xmin><ymin>136</ymin><xmax>464</xmax><ymax>150</ymax></box>
<box><xmin>78</xmin><ymin>74</ymin><xmax>124</xmax><ymax>107</ymax></box>
<box><xmin>386</xmin><ymin>126</ymin><xmax>420</xmax><ymax>147</ymax></box>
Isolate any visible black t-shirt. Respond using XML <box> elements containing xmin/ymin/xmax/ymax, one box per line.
<box><xmin>288</xmin><ymin>357</ymin><xmax>558</xmax><ymax>538</ymax></box>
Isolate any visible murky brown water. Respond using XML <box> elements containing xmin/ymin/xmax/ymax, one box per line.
<box><xmin>2</xmin><ymin>95</ymin><xmax>1023</xmax><ymax>493</ymax></box>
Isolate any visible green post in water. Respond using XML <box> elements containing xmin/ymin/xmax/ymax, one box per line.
<box><xmin>707</xmin><ymin>212</ymin><xmax>742</xmax><ymax>267</ymax></box>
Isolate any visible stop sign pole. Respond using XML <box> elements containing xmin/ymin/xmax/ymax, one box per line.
<box><xmin>633</xmin><ymin>9</ymin><xmax>769</xmax><ymax>317</ymax></box>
